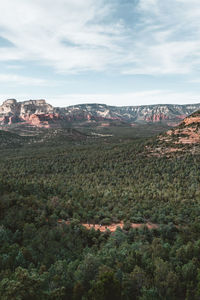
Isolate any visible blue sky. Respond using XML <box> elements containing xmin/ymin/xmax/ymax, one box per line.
<box><xmin>0</xmin><ymin>0</ymin><xmax>200</xmax><ymax>107</ymax></box>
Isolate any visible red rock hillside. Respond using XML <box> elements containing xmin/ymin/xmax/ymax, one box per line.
<box><xmin>147</xmin><ymin>110</ymin><xmax>200</xmax><ymax>156</ymax></box>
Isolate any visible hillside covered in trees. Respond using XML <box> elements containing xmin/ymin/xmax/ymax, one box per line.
<box><xmin>0</xmin><ymin>119</ymin><xmax>200</xmax><ymax>299</ymax></box>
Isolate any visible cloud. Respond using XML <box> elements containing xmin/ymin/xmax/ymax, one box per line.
<box><xmin>0</xmin><ymin>0</ymin><xmax>125</xmax><ymax>73</ymax></box>
<box><xmin>0</xmin><ymin>73</ymin><xmax>49</xmax><ymax>86</ymax></box>
<box><xmin>0</xmin><ymin>89</ymin><xmax>199</xmax><ymax>107</ymax></box>
<box><xmin>189</xmin><ymin>78</ymin><xmax>200</xmax><ymax>83</ymax></box>
<box><xmin>0</xmin><ymin>0</ymin><xmax>200</xmax><ymax>77</ymax></box>
<box><xmin>123</xmin><ymin>41</ymin><xmax>199</xmax><ymax>75</ymax></box>
<box><xmin>46</xmin><ymin>90</ymin><xmax>200</xmax><ymax>107</ymax></box>
<box><xmin>123</xmin><ymin>1</ymin><xmax>200</xmax><ymax>75</ymax></box>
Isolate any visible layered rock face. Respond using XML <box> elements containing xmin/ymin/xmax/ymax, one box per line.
<box><xmin>0</xmin><ymin>99</ymin><xmax>53</xmax><ymax>116</ymax></box>
<box><xmin>0</xmin><ymin>99</ymin><xmax>200</xmax><ymax>128</ymax></box>
<box><xmin>0</xmin><ymin>99</ymin><xmax>57</xmax><ymax>128</ymax></box>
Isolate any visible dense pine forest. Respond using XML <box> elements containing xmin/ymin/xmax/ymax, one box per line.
<box><xmin>0</xmin><ymin>130</ymin><xmax>200</xmax><ymax>299</ymax></box>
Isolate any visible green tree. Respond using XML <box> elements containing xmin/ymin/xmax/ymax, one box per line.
<box><xmin>0</xmin><ymin>267</ymin><xmax>44</xmax><ymax>300</ymax></box>
<box><xmin>89</xmin><ymin>271</ymin><xmax>121</xmax><ymax>300</ymax></box>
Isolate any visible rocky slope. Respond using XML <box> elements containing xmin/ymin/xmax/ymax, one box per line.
<box><xmin>164</xmin><ymin>111</ymin><xmax>200</xmax><ymax>145</ymax></box>
<box><xmin>0</xmin><ymin>99</ymin><xmax>200</xmax><ymax>129</ymax></box>
<box><xmin>147</xmin><ymin>110</ymin><xmax>200</xmax><ymax>156</ymax></box>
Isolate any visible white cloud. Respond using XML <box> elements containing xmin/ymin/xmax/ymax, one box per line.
<box><xmin>189</xmin><ymin>78</ymin><xmax>200</xmax><ymax>83</ymax></box>
<box><xmin>124</xmin><ymin>1</ymin><xmax>200</xmax><ymax>75</ymax></box>
<box><xmin>123</xmin><ymin>41</ymin><xmax>199</xmax><ymax>75</ymax></box>
<box><xmin>0</xmin><ymin>0</ymin><xmax>125</xmax><ymax>73</ymax></box>
<box><xmin>138</xmin><ymin>0</ymin><xmax>159</xmax><ymax>14</ymax></box>
<box><xmin>0</xmin><ymin>73</ymin><xmax>49</xmax><ymax>86</ymax></box>
<box><xmin>0</xmin><ymin>0</ymin><xmax>200</xmax><ymax>78</ymax></box>
<box><xmin>46</xmin><ymin>90</ymin><xmax>200</xmax><ymax>107</ymax></box>
<box><xmin>6</xmin><ymin>65</ymin><xmax>24</xmax><ymax>70</ymax></box>
<box><xmin>0</xmin><ymin>90</ymin><xmax>199</xmax><ymax>107</ymax></box>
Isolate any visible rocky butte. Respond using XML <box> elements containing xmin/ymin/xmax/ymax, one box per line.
<box><xmin>0</xmin><ymin>99</ymin><xmax>59</xmax><ymax>128</ymax></box>
<box><xmin>0</xmin><ymin>99</ymin><xmax>200</xmax><ymax>128</ymax></box>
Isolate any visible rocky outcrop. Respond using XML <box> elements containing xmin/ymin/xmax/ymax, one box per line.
<box><xmin>145</xmin><ymin>113</ymin><xmax>169</xmax><ymax>122</ymax></box>
<box><xmin>183</xmin><ymin>116</ymin><xmax>200</xmax><ymax>126</ymax></box>
<box><xmin>166</xmin><ymin>111</ymin><xmax>200</xmax><ymax>144</ymax></box>
<box><xmin>147</xmin><ymin>110</ymin><xmax>200</xmax><ymax>156</ymax></box>
<box><xmin>0</xmin><ymin>99</ymin><xmax>60</xmax><ymax>127</ymax></box>
<box><xmin>0</xmin><ymin>99</ymin><xmax>200</xmax><ymax>128</ymax></box>
<box><xmin>22</xmin><ymin>113</ymin><xmax>63</xmax><ymax>128</ymax></box>
<box><xmin>0</xmin><ymin>99</ymin><xmax>53</xmax><ymax>116</ymax></box>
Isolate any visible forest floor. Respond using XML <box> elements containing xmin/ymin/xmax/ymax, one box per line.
<box><xmin>58</xmin><ymin>220</ymin><xmax>158</xmax><ymax>232</ymax></box>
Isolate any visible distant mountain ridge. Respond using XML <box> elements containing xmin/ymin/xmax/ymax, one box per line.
<box><xmin>0</xmin><ymin>99</ymin><xmax>200</xmax><ymax>128</ymax></box>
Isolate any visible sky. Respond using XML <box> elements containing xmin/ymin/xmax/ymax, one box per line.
<box><xmin>0</xmin><ymin>0</ymin><xmax>200</xmax><ymax>107</ymax></box>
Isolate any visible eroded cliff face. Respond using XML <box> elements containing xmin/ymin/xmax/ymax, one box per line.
<box><xmin>58</xmin><ymin>103</ymin><xmax>200</xmax><ymax>126</ymax></box>
<box><xmin>0</xmin><ymin>99</ymin><xmax>57</xmax><ymax>127</ymax></box>
<box><xmin>0</xmin><ymin>99</ymin><xmax>53</xmax><ymax>116</ymax></box>
<box><xmin>0</xmin><ymin>99</ymin><xmax>19</xmax><ymax>116</ymax></box>
<box><xmin>0</xmin><ymin>99</ymin><xmax>200</xmax><ymax>128</ymax></box>
<box><xmin>22</xmin><ymin>113</ymin><xmax>64</xmax><ymax>128</ymax></box>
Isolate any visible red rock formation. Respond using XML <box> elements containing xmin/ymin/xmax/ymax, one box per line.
<box><xmin>87</xmin><ymin>114</ymin><xmax>91</xmax><ymax>121</ymax></box>
<box><xmin>160</xmin><ymin>111</ymin><xmax>200</xmax><ymax>146</ymax></box>
<box><xmin>183</xmin><ymin>116</ymin><xmax>200</xmax><ymax>125</ymax></box>
<box><xmin>21</xmin><ymin>113</ymin><xmax>64</xmax><ymax>128</ymax></box>
<box><xmin>176</xmin><ymin>115</ymin><xmax>186</xmax><ymax>120</ymax></box>
<box><xmin>0</xmin><ymin>99</ymin><xmax>200</xmax><ymax>128</ymax></box>
<box><xmin>145</xmin><ymin>113</ymin><xmax>169</xmax><ymax>122</ymax></box>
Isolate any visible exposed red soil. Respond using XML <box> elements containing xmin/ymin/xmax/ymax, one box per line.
<box><xmin>145</xmin><ymin>146</ymin><xmax>182</xmax><ymax>157</ymax></box>
<box><xmin>184</xmin><ymin>116</ymin><xmax>200</xmax><ymax>125</ymax></box>
<box><xmin>177</xmin><ymin>128</ymin><xmax>200</xmax><ymax>144</ymax></box>
<box><xmin>58</xmin><ymin>220</ymin><xmax>158</xmax><ymax>232</ymax></box>
<box><xmin>154</xmin><ymin>114</ymin><xmax>200</xmax><ymax>156</ymax></box>
<box><xmin>100</xmin><ymin>123</ymin><xmax>110</xmax><ymax>127</ymax></box>
<box><xmin>165</xmin><ymin>126</ymin><xmax>200</xmax><ymax>144</ymax></box>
